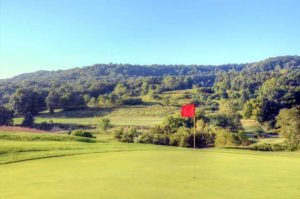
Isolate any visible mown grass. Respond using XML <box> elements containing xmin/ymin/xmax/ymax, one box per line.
<box><xmin>257</xmin><ymin>138</ymin><xmax>286</xmax><ymax>144</ymax></box>
<box><xmin>0</xmin><ymin>140</ymin><xmax>88</xmax><ymax>155</ymax></box>
<box><xmin>14</xmin><ymin>105</ymin><xmax>178</xmax><ymax>127</ymax></box>
<box><xmin>0</xmin><ymin>131</ymin><xmax>164</xmax><ymax>164</ymax></box>
<box><xmin>0</xmin><ymin>140</ymin><xmax>164</xmax><ymax>165</ymax></box>
<box><xmin>241</xmin><ymin>119</ymin><xmax>263</xmax><ymax>134</ymax></box>
<box><xmin>1</xmin><ymin>130</ymin><xmax>300</xmax><ymax>198</ymax></box>
<box><xmin>1</xmin><ymin>146</ymin><xmax>300</xmax><ymax>199</ymax></box>
<box><xmin>141</xmin><ymin>89</ymin><xmax>198</xmax><ymax>106</ymax></box>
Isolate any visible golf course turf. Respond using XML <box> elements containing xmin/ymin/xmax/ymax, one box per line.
<box><xmin>1</xmin><ymin>145</ymin><xmax>299</xmax><ymax>199</ymax></box>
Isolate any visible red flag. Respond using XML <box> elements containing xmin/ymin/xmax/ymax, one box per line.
<box><xmin>181</xmin><ymin>104</ymin><xmax>195</xmax><ymax>118</ymax></box>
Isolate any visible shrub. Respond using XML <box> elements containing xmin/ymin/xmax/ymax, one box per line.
<box><xmin>215</xmin><ymin>129</ymin><xmax>240</xmax><ymax>147</ymax></box>
<box><xmin>137</xmin><ymin>125</ymin><xmax>215</xmax><ymax>148</ymax></box>
<box><xmin>209</xmin><ymin>113</ymin><xmax>242</xmax><ymax>131</ymax></box>
<box><xmin>250</xmin><ymin>143</ymin><xmax>286</xmax><ymax>151</ymax></box>
<box><xmin>113</xmin><ymin>128</ymin><xmax>140</xmax><ymax>143</ymax></box>
<box><xmin>237</xmin><ymin>130</ymin><xmax>252</xmax><ymax>146</ymax></box>
<box><xmin>179</xmin><ymin>132</ymin><xmax>192</xmax><ymax>147</ymax></box>
<box><xmin>153</xmin><ymin>133</ymin><xmax>169</xmax><ymax>145</ymax></box>
<box><xmin>286</xmin><ymin>144</ymin><xmax>300</xmax><ymax>151</ymax></box>
<box><xmin>72</xmin><ymin>129</ymin><xmax>95</xmax><ymax>138</ymax></box>
<box><xmin>136</xmin><ymin>132</ymin><xmax>154</xmax><ymax>144</ymax></box>
<box><xmin>169</xmin><ymin>133</ymin><xmax>181</xmax><ymax>146</ymax></box>
<box><xmin>122</xmin><ymin>129</ymin><xmax>136</xmax><ymax>143</ymax></box>
<box><xmin>195</xmin><ymin>132</ymin><xmax>215</xmax><ymax>148</ymax></box>
<box><xmin>168</xmin><ymin>127</ymin><xmax>215</xmax><ymax>148</ymax></box>
<box><xmin>113</xmin><ymin>128</ymin><xmax>124</xmax><ymax>140</ymax></box>
<box><xmin>163</xmin><ymin>116</ymin><xmax>186</xmax><ymax>132</ymax></box>
<box><xmin>98</xmin><ymin>118</ymin><xmax>112</xmax><ymax>132</ymax></box>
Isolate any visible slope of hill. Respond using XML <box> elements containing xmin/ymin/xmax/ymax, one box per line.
<box><xmin>0</xmin><ymin>55</ymin><xmax>299</xmax><ymax>105</ymax></box>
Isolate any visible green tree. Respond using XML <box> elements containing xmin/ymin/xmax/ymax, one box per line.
<box><xmin>46</xmin><ymin>90</ymin><xmax>60</xmax><ymax>113</ymax></box>
<box><xmin>22</xmin><ymin>112</ymin><xmax>35</xmax><ymax>127</ymax></box>
<box><xmin>89</xmin><ymin>97</ymin><xmax>98</xmax><ymax>107</ymax></box>
<box><xmin>141</xmin><ymin>81</ymin><xmax>149</xmax><ymax>95</ymax></box>
<box><xmin>276</xmin><ymin>107</ymin><xmax>300</xmax><ymax>146</ymax></box>
<box><xmin>60</xmin><ymin>93</ymin><xmax>86</xmax><ymax>110</ymax></box>
<box><xmin>83</xmin><ymin>94</ymin><xmax>91</xmax><ymax>104</ymax></box>
<box><xmin>252</xmin><ymin>98</ymin><xmax>279</xmax><ymax>127</ymax></box>
<box><xmin>242</xmin><ymin>100</ymin><xmax>254</xmax><ymax>119</ymax></box>
<box><xmin>219</xmin><ymin>100</ymin><xmax>239</xmax><ymax>115</ymax></box>
<box><xmin>0</xmin><ymin>106</ymin><xmax>13</xmax><ymax>125</ymax></box>
<box><xmin>163</xmin><ymin>76</ymin><xmax>177</xmax><ymax>90</ymax></box>
<box><xmin>113</xmin><ymin>83</ymin><xmax>128</xmax><ymax>97</ymax></box>
<box><xmin>10</xmin><ymin>89</ymin><xmax>42</xmax><ymax>116</ymax></box>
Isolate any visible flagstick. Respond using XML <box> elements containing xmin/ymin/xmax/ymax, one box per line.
<box><xmin>193</xmin><ymin>116</ymin><xmax>196</xmax><ymax>149</ymax></box>
<box><xmin>193</xmin><ymin>116</ymin><xmax>196</xmax><ymax>179</ymax></box>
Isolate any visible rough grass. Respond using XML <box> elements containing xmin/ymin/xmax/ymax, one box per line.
<box><xmin>0</xmin><ymin>126</ymin><xmax>48</xmax><ymax>133</ymax></box>
<box><xmin>241</xmin><ymin>119</ymin><xmax>263</xmax><ymax>134</ymax></box>
<box><xmin>0</xmin><ymin>131</ymin><xmax>96</xmax><ymax>143</ymax></box>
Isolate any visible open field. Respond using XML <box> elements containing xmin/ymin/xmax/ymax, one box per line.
<box><xmin>13</xmin><ymin>106</ymin><xmax>178</xmax><ymax>127</ymax></box>
<box><xmin>1</xmin><ymin>131</ymin><xmax>300</xmax><ymax>199</ymax></box>
<box><xmin>241</xmin><ymin>119</ymin><xmax>264</xmax><ymax>134</ymax></box>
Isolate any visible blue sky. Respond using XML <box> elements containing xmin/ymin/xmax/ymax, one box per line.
<box><xmin>0</xmin><ymin>0</ymin><xmax>299</xmax><ymax>79</ymax></box>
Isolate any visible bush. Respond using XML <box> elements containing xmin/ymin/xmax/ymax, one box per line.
<box><xmin>153</xmin><ymin>133</ymin><xmax>169</xmax><ymax>145</ymax></box>
<box><xmin>195</xmin><ymin>132</ymin><xmax>215</xmax><ymax>148</ymax></box>
<box><xmin>215</xmin><ymin>129</ymin><xmax>240</xmax><ymax>147</ymax></box>
<box><xmin>250</xmin><ymin>143</ymin><xmax>286</xmax><ymax>151</ymax></box>
<box><xmin>148</xmin><ymin>127</ymin><xmax>215</xmax><ymax>148</ymax></box>
<box><xmin>237</xmin><ymin>130</ymin><xmax>252</xmax><ymax>146</ymax></box>
<box><xmin>98</xmin><ymin>118</ymin><xmax>112</xmax><ymax>132</ymax></box>
<box><xmin>175</xmin><ymin>127</ymin><xmax>192</xmax><ymax>147</ymax></box>
<box><xmin>209</xmin><ymin>113</ymin><xmax>242</xmax><ymax>131</ymax></box>
<box><xmin>136</xmin><ymin>132</ymin><xmax>154</xmax><ymax>144</ymax></box>
<box><xmin>169</xmin><ymin>133</ymin><xmax>181</xmax><ymax>146</ymax></box>
<box><xmin>113</xmin><ymin>128</ymin><xmax>140</xmax><ymax>143</ymax></box>
<box><xmin>113</xmin><ymin>128</ymin><xmax>124</xmax><ymax>140</ymax></box>
<box><xmin>72</xmin><ymin>130</ymin><xmax>95</xmax><ymax>138</ymax></box>
<box><xmin>285</xmin><ymin>144</ymin><xmax>300</xmax><ymax>151</ymax></box>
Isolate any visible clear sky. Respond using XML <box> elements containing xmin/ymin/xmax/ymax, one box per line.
<box><xmin>0</xmin><ymin>0</ymin><xmax>299</xmax><ymax>79</ymax></box>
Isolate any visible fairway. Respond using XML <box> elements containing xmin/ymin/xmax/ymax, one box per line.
<box><xmin>1</xmin><ymin>147</ymin><xmax>299</xmax><ymax>199</ymax></box>
<box><xmin>13</xmin><ymin>106</ymin><xmax>177</xmax><ymax>127</ymax></box>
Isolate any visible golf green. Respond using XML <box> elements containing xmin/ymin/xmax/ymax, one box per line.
<box><xmin>1</xmin><ymin>149</ymin><xmax>299</xmax><ymax>199</ymax></box>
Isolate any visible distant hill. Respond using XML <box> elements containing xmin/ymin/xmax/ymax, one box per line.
<box><xmin>2</xmin><ymin>63</ymin><xmax>245</xmax><ymax>83</ymax></box>
<box><xmin>0</xmin><ymin>55</ymin><xmax>299</xmax><ymax>104</ymax></box>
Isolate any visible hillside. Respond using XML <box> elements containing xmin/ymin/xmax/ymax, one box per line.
<box><xmin>0</xmin><ymin>56</ymin><xmax>299</xmax><ymax>105</ymax></box>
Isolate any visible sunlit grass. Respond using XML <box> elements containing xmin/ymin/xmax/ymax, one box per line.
<box><xmin>14</xmin><ymin>106</ymin><xmax>178</xmax><ymax>127</ymax></box>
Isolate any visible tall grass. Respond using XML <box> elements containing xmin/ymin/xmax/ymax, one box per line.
<box><xmin>0</xmin><ymin>132</ymin><xmax>96</xmax><ymax>143</ymax></box>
